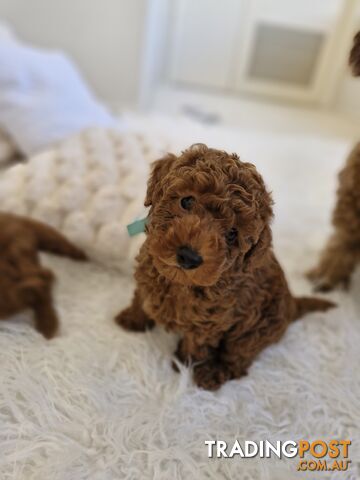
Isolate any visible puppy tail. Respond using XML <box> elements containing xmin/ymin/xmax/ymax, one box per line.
<box><xmin>24</xmin><ymin>218</ymin><xmax>87</xmax><ymax>261</ymax></box>
<box><xmin>294</xmin><ymin>296</ymin><xmax>336</xmax><ymax>321</ymax></box>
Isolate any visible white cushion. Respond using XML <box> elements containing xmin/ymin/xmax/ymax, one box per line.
<box><xmin>0</xmin><ymin>25</ymin><xmax>115</xmax><ymax>156</ymax></box>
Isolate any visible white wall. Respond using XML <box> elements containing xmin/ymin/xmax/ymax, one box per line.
<box><xmin>0</xmin><ymin>0</ymin><xmax>147</xmax><ymax>108</ymax></box>
<box><xmin>336</xmin><ymin>74</ymin><xmax>360</xmax><ymax>119</ymax></box>
<box><xmin>137</xmin><ymin>0</ymin><xmax>171</xmax><ymax>108</ymax></box>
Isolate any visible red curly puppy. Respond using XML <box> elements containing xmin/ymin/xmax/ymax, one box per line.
<box><xmin>116</xmin><ymin>145</ymin><xmax>334</xmax><ymax>390</ymax></box>
<box><xmin>0</xmin><ymin>213</ymin><xmax>86</xmax><ymax>338</ymax></box>
<box><xmin>308</xmin><ymin>32</ymin><xmax>360</xmax><ymax>291</ymax></box>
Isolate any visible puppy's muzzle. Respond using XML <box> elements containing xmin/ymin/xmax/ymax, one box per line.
<box><xmin>176</xmin><ymin>246</ymin><xmax>203</xmax><ymax>270</ymax></box>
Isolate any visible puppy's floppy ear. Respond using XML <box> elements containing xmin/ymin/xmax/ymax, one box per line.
<box><xmin>144</xmin><ymin>154</ymin><xmax>177</xmax><ymax>207</ymax></box>
<box><xmin>244</xmin><ymin>187</ymin><xmax>273</xmax><ymax>270</ymax></box>
<box><xmin>244</xmin><ymin>224</ymin><xmax>272</xmax><ymax>271</ymax></box>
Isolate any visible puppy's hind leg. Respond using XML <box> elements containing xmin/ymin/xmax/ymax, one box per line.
<box><xmin>33</xmin><ymin>296</ymin><xmax>59</xmax><ymax>339</ymax></box>
<box><xmin>18</xmin><ymin>269</ymin><xmax>59</xmax><ymax>339</ymax></box>
<box><xmin>307</xmin><ymin>235</ymin><xmax>359</xmax><ymax>292</ymax></box>
<box><xmin>115</xmin><ymin>290</ymin><xmax>155</xmax><ymax>332</ymax></box>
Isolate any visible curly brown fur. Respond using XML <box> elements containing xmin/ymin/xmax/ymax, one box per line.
<box><xmin>307</xmin><ymin>143</ymin><xmax>360</xmax><ymax>291</ymax></box>
<box><xmin>0</xmin><ymin>212</ymin><xmax>86</xmax><ymax>338</ymax></box>
<box><xmin>116</xmin><ymin>145</ymin><xmax>334</xmax><ymax>390</ymax></box>
<box><xmin>350</xmin><ymin>31</ymin><xmax>360</xmax><ymax>76</ymax></box>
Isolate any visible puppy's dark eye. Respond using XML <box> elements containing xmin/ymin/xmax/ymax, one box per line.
<box><xmin>226</xmin><ymin>228</ymin><xmax>238</xmax><ymax>246</ymax></box>
<box><xmin>180</xmin><ymin>196</ymin><xmax>195</xmax><ymax>210</ymax></box>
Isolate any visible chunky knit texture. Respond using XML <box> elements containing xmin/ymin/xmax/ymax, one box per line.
<box><xmin>0</xmin><ymin>127</ymin><xmax>170</xmax><ymax>271</ymax></box>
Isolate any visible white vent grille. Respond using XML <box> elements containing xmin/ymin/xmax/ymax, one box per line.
<box><xmin>248</xmin><ymin>24</ymin><xmax>324</xmax><ymax>86</ymax></box>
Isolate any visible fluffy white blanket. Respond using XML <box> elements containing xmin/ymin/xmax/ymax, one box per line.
<box><xmin>0</xmin><ymin>116</ymin><xmax>359</xmax><ymax>480</ymax></box>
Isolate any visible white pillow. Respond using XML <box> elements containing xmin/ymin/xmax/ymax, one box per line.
<box><xmin>0</xmin><ymin>21</ymin><xmax>15</xmax><ymax>44</ymax></box>
<box><xmin>0</xmin><ymin>25</ymin><xmax>115</xmax><ymax>156</ymax></box>
<box><xmin>0</xmin><ymin>22</ymin><xmax>19</xmax><ymax>164</ymax></box>
<box><xmin>0</xmin><ymin>127</ymin><xmax>170</xmax><ymax>271</ymax></box>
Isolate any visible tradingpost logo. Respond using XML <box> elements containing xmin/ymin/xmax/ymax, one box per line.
<box><xmin>205</xmin><ymin>439</ymin><xmax>351</xmax><ymax>472</ymax></box>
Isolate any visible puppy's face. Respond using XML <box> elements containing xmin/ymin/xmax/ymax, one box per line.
<box><xmin>144</xmin><ymin>145</ymin><xmax>273</xmax><ymax>286</ymax></box>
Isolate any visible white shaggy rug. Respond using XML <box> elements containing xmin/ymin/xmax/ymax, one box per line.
<box><xmin>0</xmin><ymin>116</ymin><xmax>359</xmax><ymax>480</ymax></box>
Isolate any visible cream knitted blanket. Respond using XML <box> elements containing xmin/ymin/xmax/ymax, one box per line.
<box><xmin>0</xmin><ymin>127</ymin><xmax>170</xmax><ymax>271</ymax></box>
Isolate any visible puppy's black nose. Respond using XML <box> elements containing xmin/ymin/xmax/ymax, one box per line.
<box><xmin>176</xmin><ymin>246</ymin><xmax>203</xmax><ymax>270</ymax></box>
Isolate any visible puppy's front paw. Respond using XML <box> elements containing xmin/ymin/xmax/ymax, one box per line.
<box><xmin>193</xmin><ymin>361</ymin><xmax>231</xmax><ymax>391</ymax></box>
<box><xmin>173</xmin><ymin>339</ymin><xmax>212</xmax><ymax>372</ymax></box>
<box><xmin>115</xmin><ymin>308</ymin><xmax>155</xmax><ymax>332</ymax></box>
<box><xmin>174</xmin><ymin>338</ymin><xmax>192</xmax><ymax>366</ymax></box>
